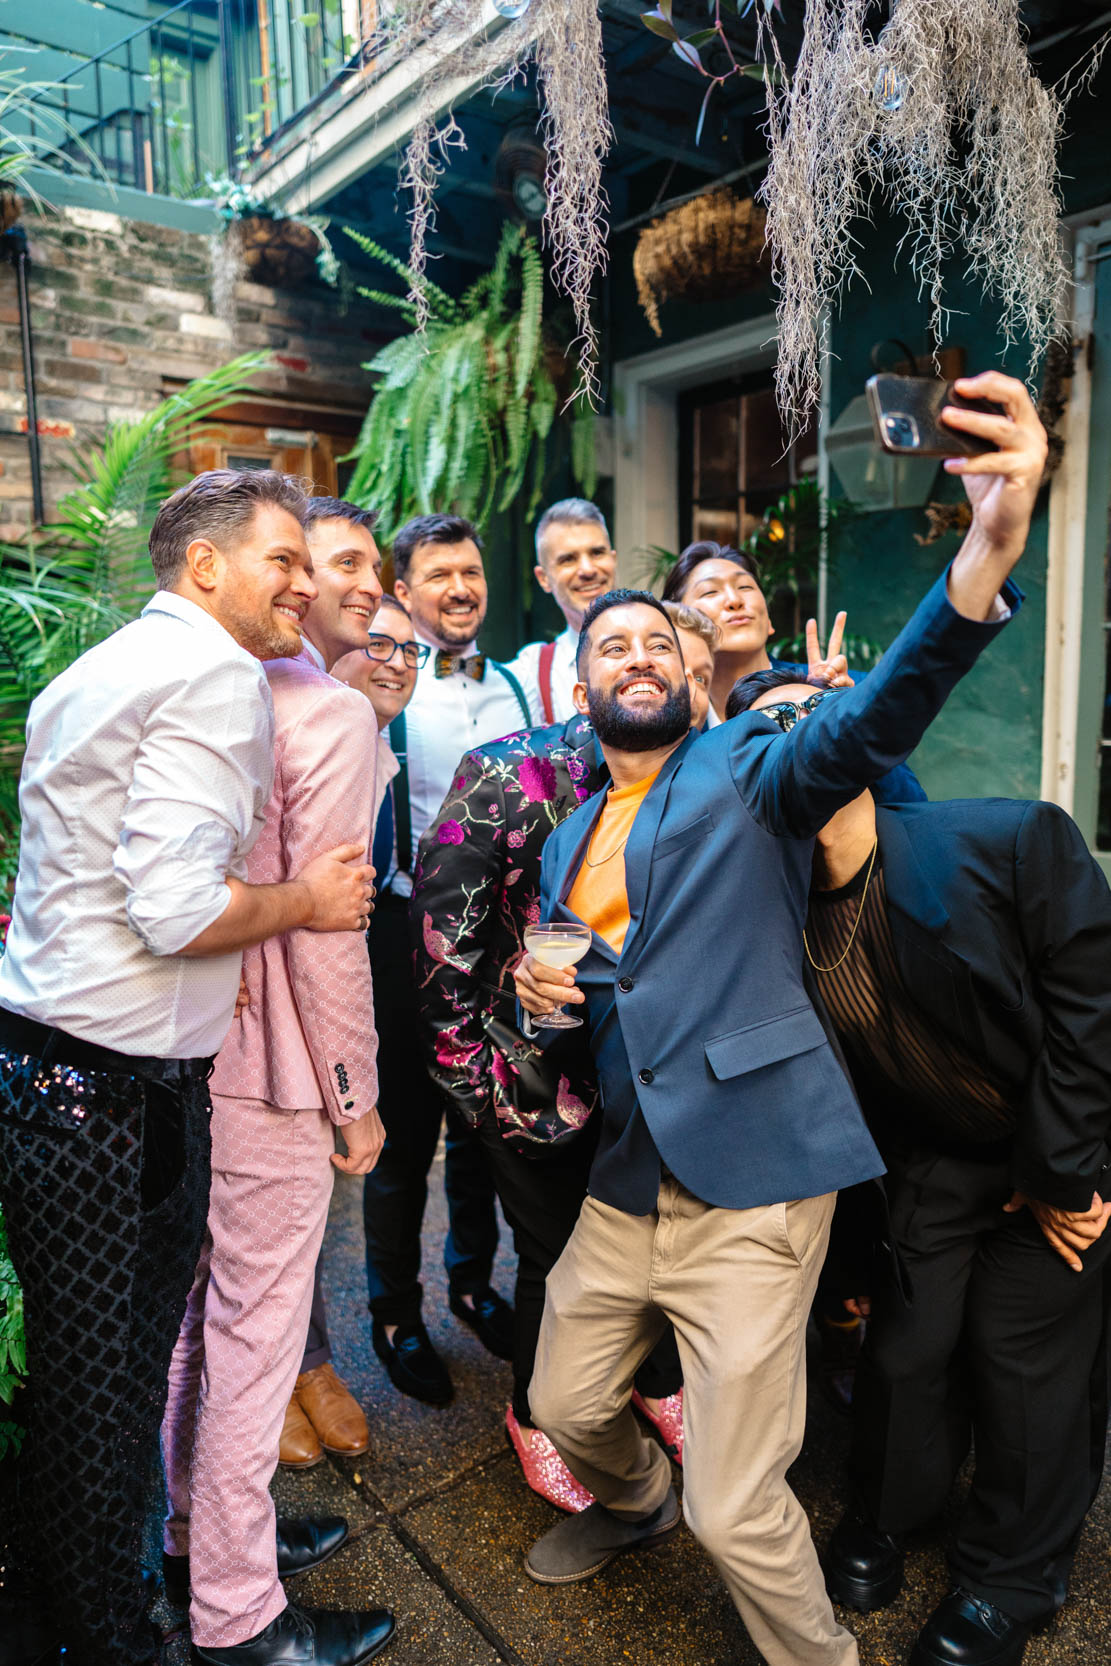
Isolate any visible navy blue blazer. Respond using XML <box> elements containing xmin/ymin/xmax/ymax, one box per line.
<box><xmin>537</xmin><ymin>569</ymin><xmax>1021</xmax><ymax>1214</ymax></box>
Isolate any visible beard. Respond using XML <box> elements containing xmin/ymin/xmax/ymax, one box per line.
<box><xmin>587</xmin><ymin>678</ymin><xmax>691</xmax><ymax>751</ymax></box>
<box><xmin>223</xmin><ymin>597</ymin><xmax>300</xmax><ymax>661</ymax></box>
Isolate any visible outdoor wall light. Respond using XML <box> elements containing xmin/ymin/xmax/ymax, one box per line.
<box><xmin>825</xmin><ymin>393</ymin><xmax>939</xmax><ymax>511</ymax></box>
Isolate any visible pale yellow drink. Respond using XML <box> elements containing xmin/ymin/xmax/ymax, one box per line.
<box><xmin>524</xmin><ymin>931</ymin><xmax>591</xmax><ymax>969</ymax></box>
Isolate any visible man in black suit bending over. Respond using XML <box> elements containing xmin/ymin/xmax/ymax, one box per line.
<box><xmin>729</xmin><ymin>669</ymin><xmax>1111</xmax><ymax>1666</ymax></box>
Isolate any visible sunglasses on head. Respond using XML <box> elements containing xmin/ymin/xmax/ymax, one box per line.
<box><xmin>362</xmin><ymin>634</ymin><xmax>429</xmax><ymax>670</ymax></box>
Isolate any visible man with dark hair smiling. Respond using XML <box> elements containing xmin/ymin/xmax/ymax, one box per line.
<box><xmin>728</xmin><ymin>667</ymin><xmax>1111</xmax><ymax>1666</ymax></box>
<box><xmin>362</xmin><ymin>512</ymin><xmax>531</xmax><ymax>1405</ymax></box>
<box><xmin>514</xmin><ymin>372</ymin><xmax>1047</xmax><ymax>1666</ymax></box>
<box><xmin>0</xmin><ymin>470</ymin><xmax>376</xmax><ymax>1666</ymax></box>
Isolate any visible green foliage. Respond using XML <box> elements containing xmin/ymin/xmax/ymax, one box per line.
<box><xmin>0</xmin><ymin>1204</ymin><xmax>24</xmax><ymax>1460</ymax></box>
<box><xmin>341</xmin><ymin>224</ymin><xmax>596</xmax><ymax>542</ymax></box>
<box><xmin>0</xmin><ymin>353</ymin><xmax>270</xmax><ymax>893</ymax></box>
<box><xmin>0</xmin><ymin>62</ymin><xmax>99</xmax><ymax>204</ymax></box>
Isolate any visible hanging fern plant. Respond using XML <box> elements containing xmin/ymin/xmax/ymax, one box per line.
<box><xmin>342</xmin><ymin>223</ymin><xmax>596</xmax><ymax>543</ymax></box>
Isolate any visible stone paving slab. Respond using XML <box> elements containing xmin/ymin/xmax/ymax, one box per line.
<box><xmin>153</xmin><ymin>1150</ymin><xmax>1111</xmax><ymax>1666</ymax></box>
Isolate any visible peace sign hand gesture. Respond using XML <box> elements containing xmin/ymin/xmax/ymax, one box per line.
<box><xmin>804</xmin><ymin>611</ymin><xmax>852</xmax><ymax>688</ymax></box>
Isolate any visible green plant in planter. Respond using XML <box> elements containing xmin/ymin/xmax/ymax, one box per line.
<box><xmin>342</xmin><ymin>223</ymin><xmax>597</xmax><ymax>543</ymax></box>
<box><xmin>199</xmin><ymin>173</ymin><xmax>341</xmax><ymax>288</ymax></box>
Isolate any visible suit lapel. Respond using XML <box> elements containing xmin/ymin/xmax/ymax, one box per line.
<box><xmin>550</xmin><ymin>794</ymin><xmax>618</xmax><ymax>964</ymax></box>
<box><xmin>620</xmin><ymin>735</ymin><xmax>694</xmax><ymax>963</ymax></box>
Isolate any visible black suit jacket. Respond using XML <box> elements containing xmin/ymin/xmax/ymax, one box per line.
<box><xmin>867</xmin><ymin>798</ymin><xmax>1111</xmax><ymax>1210</ymax></box>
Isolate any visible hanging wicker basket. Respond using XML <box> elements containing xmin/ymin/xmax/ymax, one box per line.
<box><xmin>633</xmin><ymin>190</ymin><xmax>768</xmax><ymax>337</ymax></box>
<box><xmin>238</xmin><ymin>213</ymin><xmax>322</xmax><ymax>288</ymax></box>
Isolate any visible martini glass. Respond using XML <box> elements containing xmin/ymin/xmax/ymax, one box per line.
<box><xmin>523</xmin><ymin>923</ymin><xmax>593</xmax><ymax>1029</ymax></box>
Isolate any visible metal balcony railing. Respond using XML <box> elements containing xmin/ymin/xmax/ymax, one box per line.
<box><xmin>7</xmin><ymin>0</ymin><xmax>389</xmax><ymax>201</ymax></box>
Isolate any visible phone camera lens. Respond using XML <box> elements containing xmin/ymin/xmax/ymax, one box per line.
<box><xmin>884</xmin><ymin>413</ymin><xmax>919</xmax><ymax>448</ymax></box>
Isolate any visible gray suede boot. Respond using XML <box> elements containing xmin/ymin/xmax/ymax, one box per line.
<box><xmin>524</xmin><ymin>1488</ymin><xmax>681</xmax><ymax>1584</ymax></box>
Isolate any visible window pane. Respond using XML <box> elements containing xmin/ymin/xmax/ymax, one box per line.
<box><xmin>692</xmin><ymin>504</ymin><xmax>740</xmax><ymax>546</ymax></box>
<box><xmin>741</xmin><ymin>386</ymin><xmax>790</xmax><ymax>493</ymax></box>
<box><xmin>694</xmin><ymin>398</ymin><xmax>739</xmax><ymax>501</ymax></box>
<box><xmin>1098</xmin><ymin>632</ymin><xmax>1111</xmax><ymax>851</ymax></box>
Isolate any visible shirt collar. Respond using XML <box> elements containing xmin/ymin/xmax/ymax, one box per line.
<box><xmin>299</xmin><ymin>636</ymin><xmax>327</xmax><ymax>672</ymax></box>
<box><xmin>142</xmin><ymin>590</ymin><xmax>255</xmax><ymax>657</ymax></box>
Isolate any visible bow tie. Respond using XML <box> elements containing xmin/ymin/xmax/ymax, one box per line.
<box><xmin>434</xmin><ymin>651</ymin><xmax>486</xmax><ymax>682</ymax></box>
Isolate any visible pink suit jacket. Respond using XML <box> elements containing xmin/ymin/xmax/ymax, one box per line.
<box><xmin>210</xmin><ymin>652</ymin><xmax>378</xmax><ymax>1123</ymax></box>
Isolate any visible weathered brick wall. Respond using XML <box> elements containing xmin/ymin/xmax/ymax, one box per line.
<box><xmin>0</xmin><ymin>204</ymin><xmax>384</xmax><ymax>536</ymax></box>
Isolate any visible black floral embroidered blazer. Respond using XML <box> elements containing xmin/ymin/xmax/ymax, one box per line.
<box><xmin>411</xmin><ymin>714</ymin><xmax>604</xmax><ymax>1151</ymax></box>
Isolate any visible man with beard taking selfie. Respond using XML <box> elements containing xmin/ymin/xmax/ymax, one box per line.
<box><xmin>514</xmin><ymin>372</ymin><xmax>1046</xmax><ymax>1666</ymax></box>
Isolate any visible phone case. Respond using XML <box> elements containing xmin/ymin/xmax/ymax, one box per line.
<box><xmin>866</xmin><ymin>374</ymin><xmax>999</xmax><ymax>457</ymax></box>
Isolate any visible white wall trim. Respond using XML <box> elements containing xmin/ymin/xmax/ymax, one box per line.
<box><xmin>611</xmin><ymin>313</ymin><xmax>777</xmax><ymax>585</ymax></box>
<box><xmin>1040</xmin><ymin>216</ymin><xmax>1111</xmax><ymax>809</ymax></box>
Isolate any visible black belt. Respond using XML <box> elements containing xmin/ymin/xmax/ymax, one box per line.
<box><xmin>0</xmin><ymin>1008</ymin><xmax>213</xmax><ymax>1086</ymax></box>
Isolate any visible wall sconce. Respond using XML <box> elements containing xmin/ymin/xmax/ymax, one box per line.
<box><xmin>824</xmin><ymin>393</ymin><xmax>939</xmax><ymax>511</ymax></box>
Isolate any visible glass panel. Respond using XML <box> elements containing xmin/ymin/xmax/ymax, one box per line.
<box><xmin>694</xmin><ymin>398</ymin><xmax>739</xmax><ymax>501</ymax></box>
<box><xmin>741</xmin><ymin>386</ymin><xmax>790</xmax><ymax>492</ymax></box>
<box><xmin>225</xmin><ymin>452</ymin><xmax>276</xmax><ymax>471</ymax></box>
<box><xmin>1099</xmin><ymin>632</ymin><xmax>1111</xmax><ymax>851</ymax></box>
<box><xmin>692</xmin><ymin>504</ymin><xmax>740</xmax><ymax>546</ymax></box>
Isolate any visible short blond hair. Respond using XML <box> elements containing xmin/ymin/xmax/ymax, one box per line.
<box><xmin>662</xmin><ymin>600</ymin><xmax>720</xmax><ymax>654</ymax></box>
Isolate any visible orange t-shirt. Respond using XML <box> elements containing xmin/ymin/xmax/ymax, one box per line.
<box><xmin>566</xmin><ymin>770</ymin><xmax>661</xmax><ymax>953</ymax></box>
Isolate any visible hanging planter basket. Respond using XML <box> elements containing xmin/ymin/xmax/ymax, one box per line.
<box><xmin>238</xmin><ymin>213</ymin><xmax>322</xmax><ymax>288</ymax></box>
<box><xmin>633</xmin><ymin>190</ymin><xmax>769</xmax><ymax>338</ymax></box>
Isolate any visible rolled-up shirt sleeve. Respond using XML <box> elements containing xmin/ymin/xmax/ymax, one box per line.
<box><xmin>113</xmin><ymin>659</ymin><xmax>274</xmax><ymax>956</ymax></box>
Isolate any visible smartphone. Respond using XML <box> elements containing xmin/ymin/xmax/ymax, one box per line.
<box><xmin>866</xmin><ymin>374</ymin><xmax>1002</xmax><ymax>457</ymax></box>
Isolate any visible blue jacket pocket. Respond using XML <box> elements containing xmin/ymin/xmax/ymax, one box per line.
<box><xmin>704</xmin><ymin>1005</ymin><xmax>828</xmax><ymax>1080</ymax></box>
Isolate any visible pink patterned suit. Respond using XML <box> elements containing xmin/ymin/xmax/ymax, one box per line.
<box><xmin>162</xmin><ymin>652</ymin><xmax>379</xmax><ymax>1647</ymax></box>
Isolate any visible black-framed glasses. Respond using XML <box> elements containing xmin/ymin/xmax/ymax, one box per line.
<box><xmin>363</xmin><ymin>634</ymin><xmax>429</xmax><ymax>670</ymax></box>
<box><xmin>756</xmin><ymin>689</ymin><xmax>836</xmax><ymax>733</ymax></box>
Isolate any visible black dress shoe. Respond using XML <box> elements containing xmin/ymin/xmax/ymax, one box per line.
<box><xmin>371</xmin><ymin>1320</ymin><xmax>453</xmax><ymax>1405</ymax></box>
<box><xmin>449</xmin><ymin>1286</ymin><xmax>514</xmax><ymax>1360</ymax></box>
<box><xmin>822</xmin><ymin>1506</ymin><xmax>904</xmax><ymax>1611</ymax></box>
<box><xmin>163</xmin><ymin>1516</ymin><xmax>350</xmax><ymax>1610</ymax></box>
<box><xmin>191</xmin><ymin>1600</ymin><xmax>394</xmax><ymax>1665</ymax></box>
<box><xmin>910</xmin><ymin>1588</ymin><xmax>1039</xmax><ymax>1666</ymax></box>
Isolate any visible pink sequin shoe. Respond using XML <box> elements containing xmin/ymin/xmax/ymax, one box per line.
<box><xmin>505</xmin><ymin>1405</ymin><xmax>594</xmax><ymax>1513</ymax></box>
<box><xmin>631</xmin><ymin>1387</ymin><xmax>684</xmax><ymax>1466</ymax></box>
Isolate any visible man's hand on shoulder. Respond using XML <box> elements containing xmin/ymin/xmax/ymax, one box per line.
<box><xmin>943</xmin><ymin>372</ymin><xmax>1048</xmax><ymax>620</ymax></box>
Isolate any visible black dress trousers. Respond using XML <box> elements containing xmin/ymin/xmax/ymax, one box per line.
<box><xmin>852</xmin><ymin>1145</ymin><xmax>1111</xmax><ymax>1622</ymax></box>
<box><xmin>362</xmin><ymin>894</ymin><xmax>500</xmax><ymax>1326</ymax></box>
<box><xmin>0</xmin><ymin>1039</ymin><xmax>211</xmax><ymax>1666</ymax></box>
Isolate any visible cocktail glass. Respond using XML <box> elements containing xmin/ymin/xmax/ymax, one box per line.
<box><xmin>523</xmin><ymin>923</ymin><xmax>593</xmax><ymax>1029</ymax></box>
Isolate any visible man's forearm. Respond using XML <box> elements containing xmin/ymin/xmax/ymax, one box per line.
<box><xmin>179</xmin><ymin>875</ymin><xmax>312</xmax><ymax>956</ymax></box>
<box><xmin>945</xmin><ymin>524</ymin><xmax>1023</xmax><ymax>622</ymax></box>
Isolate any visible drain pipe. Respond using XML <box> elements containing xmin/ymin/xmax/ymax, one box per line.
<box><xmin>1</xmin><ymin>224</ymin><xmax>45</xmax><ymax>527</ymax></box>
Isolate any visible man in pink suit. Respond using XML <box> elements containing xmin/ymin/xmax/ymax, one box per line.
<box><xmin>162</xmin><ymin>498</ymin><xmax>395</xmax><ymax>1666</ymax></box>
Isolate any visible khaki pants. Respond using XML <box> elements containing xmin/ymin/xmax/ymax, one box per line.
<box><xmin>531</xmin><ymin>1177</ymin><xmax>857</xmax><ymax>1666</ymax></box>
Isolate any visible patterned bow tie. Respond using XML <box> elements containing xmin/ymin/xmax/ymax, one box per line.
<box><xmin>434</xmin><ymin>651</ymin><xmax>486</xmax><ymax>682</ymax></box>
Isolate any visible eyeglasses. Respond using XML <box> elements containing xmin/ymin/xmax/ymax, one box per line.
<box><xmin>755</xmin><ymin>689</ymin><xmax>835</xmax><ymax>733</ymax></box>
<box><xmin>363</xmin><ymin>634</ymin><xmax>429</xmax><ymax>670</ymax></box>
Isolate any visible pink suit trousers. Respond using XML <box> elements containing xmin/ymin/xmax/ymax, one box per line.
<box><xmin>161</xmin><ymin>1093</ymin><xmax>336</xmax><ymax>1646</ymax></box>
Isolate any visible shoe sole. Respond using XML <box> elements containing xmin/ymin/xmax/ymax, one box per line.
<box><xmin>524</xmin><ymin>1509</ymin><xmax>682</xmax><ymax>1585</ymax></box>
<box><xmin>372</xmin><ymin>1336</ymin><xmax>454</xmax><ymax>1407</ymax></box>
<box><xmin>193</xmin><ymin>1631</ymin><xmax>396</xmax><ymax>1666</ymax></box>
<box><xmin>278</xmin><ymin>1448</ymin><xmax>327</xmax><ymax>1470</ymax></box>
<box><xmin>824</xmin><ymin>1562</ymin><xmax>903</xmax><ymax>1612</ymax></box>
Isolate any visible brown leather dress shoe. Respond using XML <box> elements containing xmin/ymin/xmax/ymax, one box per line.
<box><xmin>296</xmin><ymin>1363</ymin><xmax>370</xmax><ymax>1458</ymax></box>
<box><xmin>279</xmin><ymin>1390</ymin><xmax>324</xmax><ymax>1469</ymax></box>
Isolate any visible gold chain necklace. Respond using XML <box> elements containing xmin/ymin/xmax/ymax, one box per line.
<box><xmin>803</xmin><ymin>839</ymin><xmax>879</xmax><ymax>973</ymax></box>
<box><xmin>584</xmin><ymin>830</ymin><xmax>629</xmax><ymax>868</ymax></box>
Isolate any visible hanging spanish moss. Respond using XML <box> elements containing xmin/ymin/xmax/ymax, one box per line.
<box><xmin>386</xmin><ymin>0</ymin><xmax>611</xmax><ymax>404</ymax></box>
<box><xmin>758</xmin><ymin>0</ymin><xmax>1068</xmax><ymax>436</ymax></box>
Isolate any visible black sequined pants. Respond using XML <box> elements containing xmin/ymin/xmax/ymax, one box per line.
<box><xmin>0</xmin><ymin>1040</ymin><xmax>212</xmax><ymax>1666</ymax></box>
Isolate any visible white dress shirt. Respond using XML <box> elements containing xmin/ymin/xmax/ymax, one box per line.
<box><xmin>386</xmin><ymin>630</ymin><xmax>531</xmax><ymax>896</ymax></box>
<box><xmin>0</xmin><ymin>592</ymin><xmax>275</xmax><ymax>1059</ymax></box>
<box><xmin>505</xmin><ymin>624</ymin><xmax>579</xmax><ymax>724</ymax></box>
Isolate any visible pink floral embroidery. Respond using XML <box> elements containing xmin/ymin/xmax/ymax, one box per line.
<box><xmin>556</xmin><ymin>1076</ymin><xmax>592</xmax><ymax>1130</ymax></box>
<box><xmin>436</xmin><ymin>1031</ymin><xmax>483</xmax><ymax>1068</ymax></box>
<box><xmin>518</xmin><ymin>756</ymin><xmax>558</xmax><ymax>803</ymax></box>
<box><xmin>421</xmin><ymin>913</ymin><xmax>470</xmax><ymax>972</ymax></box>
<box><xmin>438</xmin><ymin>820</ymin><xmax>464</xmax><ymax>845</ymax></box>
<box><xmin>507</xmin><ymin>829</ymin><xmax>525</xmax><ymax>848</ymax></box>
<box><xmin>491</xmin><ymin>1050</ymin><xmax>517</xmax><ymax>1090</ymax></box>
<box><xmin>567</xmin><ymin>755</ymin><xmax>588</xmax><ymax>781</ymax></box>
<box><xmin>525</xmin><ymin>897</ymin><xmax>541</xmax><ymax>928</ymax></box>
